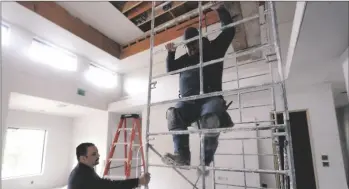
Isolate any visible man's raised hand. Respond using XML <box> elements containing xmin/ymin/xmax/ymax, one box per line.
<box><xmin>165</xmin><ymin>42</ymin><xmax>176</xmax><ymax>52</ymax></box>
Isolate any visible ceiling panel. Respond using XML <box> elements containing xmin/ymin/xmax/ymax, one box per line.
<box><xmin>57</xmin><ymin>1</ymin><xmax>144</xmax><ymax>45</ymax></box>
<box><xmin>9</xmin><ymin>93</ymin><xmax>104</xmax><ymax>118</ymax></box>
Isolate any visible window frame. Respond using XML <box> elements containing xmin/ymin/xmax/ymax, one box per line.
<box><xmin>28</xmin><ymin>38</ymin><xmax>78</xmax><ymax>72</ymax></box>
<box><xmin>84</xmin><ymin>63</ymin><xmax>118</xmax><ymax>89</ymax></box>
<box><xmin>1</xmin><ymin>127</ymin><xmax>47</xmax><ymax>180</ymax></box>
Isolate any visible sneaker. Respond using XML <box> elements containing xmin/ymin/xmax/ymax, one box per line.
<box><xmin>196</xmin><ymin>166</ymin><xmax>210</xmax><ymax>177</ymax></box>
<box><xmin>162</xmin><ymin>153</ymin><xmax>190</xmax><ymax>168</ymax></box>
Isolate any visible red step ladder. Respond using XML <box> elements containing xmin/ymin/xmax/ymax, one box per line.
<box><xmin>103</xmin><ymin>114</ymin><xmax>145</xmax><ymax>179</ymax></box>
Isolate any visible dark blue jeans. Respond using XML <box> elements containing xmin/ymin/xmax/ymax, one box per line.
<box><xmin>171</xmin><ymin>96</ymin><xmax>226</xmax><ymax>166</ymax></box>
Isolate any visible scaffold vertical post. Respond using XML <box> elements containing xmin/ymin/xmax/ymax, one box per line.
<box><xmin>211</xmin><ymin>159</ymin><xmax>216</xmax><ymax>189</ymax></box>
<box><xmin>241</xmin><ymin>140</ymin><xmax>247</xmax><ymax>189</ymax></box>
<box><xmin>270</xmin><ymin>58</ymin><xmax>285</xmax><ymax>189</ymax></box>
<box><xmin>263</xmin><ymin>2</ymin><xmax>285</xmax><ymax>188</ymax></box>
<box><xmin>142</xmin><ymin>1</ymin><xmax>296</xmax><ymax>189</ymax></box>
<box><xmin>198</xmin><ymin>2</ymin><xmax>207</xmax><ymax>188</ymax></box>
<box><xmin>145</xmin><ymin>1</ymin><xmax>156</xmax><ymax>189</ymax></box>
<box><xmin>268</xmin><ymin>1</ymin><xmax>297</xmax><ymax>189</ymax></box>
<box><xmin>198</xmin><ymin>1</ymin><xmax>204</xmax><ymax>95</ymax></box>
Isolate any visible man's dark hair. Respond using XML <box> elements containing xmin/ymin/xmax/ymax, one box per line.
<box><xmin>76</xmin><ymin>142</ymin><xmax>95</xmax><ymax>161</ymax></box>
<box><xmin>184</xmin><ymin>27</ymin><xmax>199</xmax><ymax>40</ymax></box>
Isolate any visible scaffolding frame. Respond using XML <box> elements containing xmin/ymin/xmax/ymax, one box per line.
<box><xmin>144</xmin><ymin>1</ymin><xmax>297</xmax><ymax>189</ymax></box>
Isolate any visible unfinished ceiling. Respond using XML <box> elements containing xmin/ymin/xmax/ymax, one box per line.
<box><xmin>109</xmin><ymin>1</ymin><xmax>211</xmax><ymax>32</ymax></box>
<box><xmin>14</xmin><ymin>1</ymin><xmax>265</xmax><ymax>61</ymax></box>
<box><xmin>118</xmin><ymin>1</ymin><xmax>265</xmax><ymax>60</ymax></box>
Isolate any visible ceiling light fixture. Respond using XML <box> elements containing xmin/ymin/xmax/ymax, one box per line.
<box><xmin>28</xmin><ymin>39</ymin><xmax>78</xmax><ymax>72</ymax></box>
<box><xmin>84</xmin><ymin>64</ymin><xmax>118</xmax><ymax>89</ymax></box>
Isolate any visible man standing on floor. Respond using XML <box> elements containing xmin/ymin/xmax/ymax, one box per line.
<box><xmin>162</xmin><ymin>2</ymin><xmax>236</xmax><ymax>176</ymax></box>
<box><xmin>68</xmin><ymin>142</ymin><xmax>151</xmax><ymax>189</ymax></box>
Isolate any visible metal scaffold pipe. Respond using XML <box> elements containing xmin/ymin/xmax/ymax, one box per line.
<box><xmin>144</xmin><ymin>2</ymin><xmax>156</xmax><ymax>189</ymax></box>
<box><xmin>153</xmin><ymin>44</ymin><xmax>269</xmax><ymax>79</ymax></box>
<box><xmin>268</xmin><ymin>1</ymin><xmax>297</xmax><ymax>188</ymax></box>
<box><xmin>197</xmin><ymin>3</ymin><xmax>206</xmax><ymax>188</ymax></box>
<box><xmin>143</xmin><ymin>1</ymin><xmax>296</xmax><ymax>189</ymax></box>
<box><xmin>149</xmin><ymin>164</ymin><xmax>288</xmax><ymax>175</ymax></box>
<box><xmin>152</xmin><ymin>10</ymin><xmax>269</xmax><ymax>55</ymax></box>
<box><xmin>218</xmin><ymin>134</ymin><xmax>285</xmax><ymax>141</ymax></box>
<box><xmin>150</xmin><ymin>80</ymin><xmax>281</xmax><ymax>107</ymax></box>
<box><xmin>148</xmin><ymin>145</ymin><xmax>199</xmax><ymax>189</ymax></box>
<box><xmin>215</xmin><ymin>153</ymin><xmax>277</xmax><ymax>157</ymax></box>
<box><xmin>215</xmin><ymin>183</ymin><xmax>279</xmax><ymax>189</ymax></box>
<box><xmin>148</xmin><ymin>124</ymin><xmax>285</xmax><ymax>136</ymax></box>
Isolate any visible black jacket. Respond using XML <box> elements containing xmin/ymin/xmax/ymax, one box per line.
<box><xmin>166</xmin><ymin>7</ymin><xmax>235</xmax><ymax>98</ymax></box>
<box><xmin>68</xmin><ymin>163</ymin><xmax>139</xmax><ymax>189</ymax></box>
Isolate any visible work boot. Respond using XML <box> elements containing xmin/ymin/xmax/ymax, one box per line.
<box><xmin>196</xmin><ymin>166</ymin><xmax>210</xmax><ymax>177</ymax></box>
<box><xmin>162</xmin><ymin>152</ymin><xmax>191</xmax><ymax>168</ymax></box>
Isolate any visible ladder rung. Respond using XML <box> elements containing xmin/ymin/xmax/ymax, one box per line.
<box><xmin>117</xmin><ymin>128</ymin><xmax>139</xmax><ymax>135</ymax></box>
<box><xmin>109</xmin><ymin>158</ymin><xmax>140</xmax><ymax>161</ymax></box>
<box><xmin>118</xmin><ymin>128</ymin><xmax>133</xmax><ymax>131</ymax></box>
<box><xmin>104</xmin><ymin>175</ymin><xmax>127</xmax><ymax>180</ymax></box>
<box><xmin>114</xmin><ymin>143</ymin><xmax>141</xmax><ymax>147</ymax></box>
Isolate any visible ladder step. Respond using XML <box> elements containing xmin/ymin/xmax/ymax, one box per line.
<box><xmin>118</xmin><ymin>128</ymin><xmax>133</xmax><ymax>131</ymax></box>
<box><xmin>104</xmin><ymin>175</ymin><xmax>127</xmax><ymax>180</ymax></box>
<box><xmin>117</xmin><ymin>128</ymin><xmax>139</xmax><ymax>135</ymax></box>
<box><xmin>114</xmin><ymin>143</ymin><xmax>141</xmax><ymax>146</ymax></box>
<box><xmin>109</xmin><ymin>158</ymin><xmax>140</xmax><ymax>161</ymax></box>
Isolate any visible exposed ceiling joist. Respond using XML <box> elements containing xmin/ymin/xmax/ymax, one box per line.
<box><xmin>126</xmin><ymin>2</ymin><xmax>162</xmax><ymax>20</ymax></box>
<box><xmin>121</xmin><ymin>10</ymin><xmax>237</xmax><ymax>59</ymax></box>
<box><xmin>120</xmin><ymin>2</ymin><xmax>251</xmax><ymax>60</ymax></box>
<box><xmin>121</xmin><ymin>1</ymin><xmax>143</xmax><ymax>13</ymax></box>
<box><xmin>17</xmin><ymin>1</ymin><xmax>122</xmax><ymax>59</ymax></box>
<box><xmin>136</xmin><ymin>1</ymin><xmax>186</xmax><ymax>27</ymax></box>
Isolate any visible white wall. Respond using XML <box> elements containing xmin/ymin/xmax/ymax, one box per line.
<box><xmin>0</xmin><ymin>78</ymin><xmax>11</xmax><ymax>189</ymax></box>
<box><xmin>263</xmin><ymin>83</ymin><xmax>347</xmax><ymax>189</ymax></box>
<box><xmin>70</xmin><ymin>112</ymin><xmax>109</xmax><ymax>177</ymax></box>
<box><xmin>2</xmin><ymin>110</ymin><xmax>73</xmax><ymax>189</ymax></box>
<box><xmin>2</xmin><ymin>20</ymin><xmax>122</xmax><ymax>111</ymax></box>
<box><xmin>1</xmin><ymin>20</ymin><xmax>122</xmax><ymax>188</ymax></box>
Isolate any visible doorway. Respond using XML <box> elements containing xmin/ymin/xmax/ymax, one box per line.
<box><xmin>273</xmin><ymin>111</ymin><xmax>317</xmax><ymax>189</ymax></box>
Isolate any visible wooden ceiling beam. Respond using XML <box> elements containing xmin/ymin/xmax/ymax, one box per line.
<box><xmin>127</xmin><ymin>1</ymin><xmax>162</xmax><ymax>20</ymax></box>
<box><xmin>120</xmin><ymin>10</ymin><xmax>221</xmax><ymax>59</ymax></box>
<box><xmin>137</xmin><ymin>1</ymin><xmax>186</xmax><ymax>27</ymax></box>
<box><xmin>17</xmin><ymin>1</ymin><xmax>122</xmax><ymax>59</ymax></box>
<box><xmin>122</xmin><ymin>1</ymin><xmax>143</xmax><ymax>13</ymax></box>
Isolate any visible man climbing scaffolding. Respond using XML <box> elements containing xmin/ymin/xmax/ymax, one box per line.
<box><xmin>162</xmin><ymin>2</ymin><xmax>235</xmax><ymax>176</ymax></box>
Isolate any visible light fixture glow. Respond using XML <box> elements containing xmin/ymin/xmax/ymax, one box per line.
<box><xmin>28</xmin><ymin>39</ymin><xmax>78</xmax><ymax>72</ymax></box>
<box><xmin>84</xmin><ymin>65</ymin><xmax>118</xmax><ymax>89</ymax></box>
<box><xmin>1</xmin><ymin>23</ymin><xmax>10</xmax><ymax>46</ymax></box>
<box><xmin>124</xmin><ymin>78</ymin><xmax>147</xmax><ymax>96</ymax></box>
